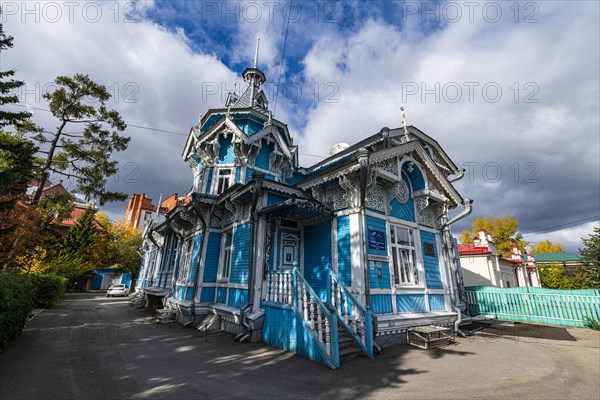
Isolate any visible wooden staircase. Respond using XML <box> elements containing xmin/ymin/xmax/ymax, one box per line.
<box><xmin>338</xmin><ymin>322</ymin><xmax>363</xmax><ymax>361</ymax></box>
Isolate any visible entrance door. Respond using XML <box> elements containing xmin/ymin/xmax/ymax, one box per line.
<box><xmin>303</xmin><ymin>222</ymin><xmax>332</xmax><ymax>300</ymax></box>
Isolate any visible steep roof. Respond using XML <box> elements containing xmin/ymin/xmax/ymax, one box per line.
<box><xmin>458</xmin><ymin>244</ymin><xmax>492</xmax><ymax>255</ymax></box>
<box><xmin>58</xmin><ymin>206</ymin><xmax>103</xmax><ymax>231</ymax></box>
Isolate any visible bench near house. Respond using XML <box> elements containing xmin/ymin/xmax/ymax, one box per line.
<box><xmin>135</xmin><ymin>60</ymin><xmax>472</xmax><ymax>368</ymax></box>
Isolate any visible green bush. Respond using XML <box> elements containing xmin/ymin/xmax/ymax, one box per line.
<box><xmin>0</xmin><ymin>272</ymin><xmax>67</xmax><ymax>350</ymax></box>
<box><xmin>0</xmin><ymin>273</ymin><xmax>35</xmax><ymax>350</ymax></box>
<box><xmin>30</xmin><ymin>273</ymin><xmax>67</xmax><ymax>308</ymax></box>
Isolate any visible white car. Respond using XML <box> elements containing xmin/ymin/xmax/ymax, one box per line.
<box><xmin>106</xmin><ymin>284</ymin><xmax>129</xmax><ymax>297</ymax></box>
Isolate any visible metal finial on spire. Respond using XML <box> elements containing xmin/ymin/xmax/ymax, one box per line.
<box><xmin>253</xmin><ymin>37</ymin><xmax>260</xmax><ymax>68</ymax></box>
<box><xmin>401</xmin><ymin>106</ymin><xmax>410</xmax><ymax>142</ymax></box>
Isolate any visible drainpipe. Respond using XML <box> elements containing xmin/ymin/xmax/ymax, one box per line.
<box><xmin>441</xmin><ymin>198</ymin><xmax>473</xmax><ymax>334</ymax></box>
<box><xmin>357</xmin><ymin>148</ymin><xmax>371</xmax><ymax>308</ymax></box>
<box><xmin>380</xmin><ymin>127</ymin><xmax>390</xmax><ymax>148</ymax></box>
<box><xmin>449</xmin><ymin>168</ymin><xmax>466</xmax><ymax>183</ymax></box>
<box><xmin>188</xmin><ymin>193</ymin><xmax>208</xmax><ymax>327</ymax></box>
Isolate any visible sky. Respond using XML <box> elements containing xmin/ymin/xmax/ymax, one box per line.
<box><xmin>1</xmin><ymin>0</ymin><xmax>598</xmax><ymax>252</ymax></box>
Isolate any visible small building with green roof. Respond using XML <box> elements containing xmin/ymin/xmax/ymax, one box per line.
<box><xmin>532</xmin><ymin>252</ymin><xmax>582</xmax><ymax>278</ymax></box>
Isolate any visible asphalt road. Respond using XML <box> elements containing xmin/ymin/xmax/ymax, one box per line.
<box><xmin>0</xmin><ymin>293</ymin><xmax>598</xmax><ymax>400</ymax></box>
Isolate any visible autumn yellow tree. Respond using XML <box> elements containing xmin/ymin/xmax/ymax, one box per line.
<box><xmin>459</xmin><ymin>215</ymin><xmax>528</xmax><ymax>257</ymax></box>
<box><xmin>529</xmin><ymin>240</ymin><xmax>564</xmax><ymax>254</ymax></box>
<box><xmin>93</xmin><ymin>213</ymin><xmax>143</xmax><ymax>289</ymax></box>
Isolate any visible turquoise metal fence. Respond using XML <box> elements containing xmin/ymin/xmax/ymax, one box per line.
<box><xmin>464</xmin><ymin>286</ymin><xmax>600</xmax><ymax>327</ymax></box>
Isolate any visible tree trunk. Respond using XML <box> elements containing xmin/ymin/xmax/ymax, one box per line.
<box><xmin>32</xmin><ymin>120</ymin><xmax>67</xmax><ymax>204</ymax></box>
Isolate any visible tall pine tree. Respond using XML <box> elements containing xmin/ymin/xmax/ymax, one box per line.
<box><xmin>30</xmin><ymin>74</ymin><xmax>130</xmax><ymax>206</ymax></box>
<box><xmin>0</xmin><ymin>13</ymin><xmax>31</xmax><ymax>127</ymax></box>
<box><xmin>0</xmin><ymin>13</ymin><xmax>38</xmax><ymax>211</ymax></box>
<box><xmin>63</xmin><ymin>208</ymin><xmax>97</xmax><ymax>255</ymax></box>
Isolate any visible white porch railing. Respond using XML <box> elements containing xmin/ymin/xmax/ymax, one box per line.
<box><xmin>265</xmin><ymin>268</ymin><xmax>340</xmax><ymax>368</ymax></box>
<box><xmin>327</xmin><ymin>270</ymin><xmax>374</xmax><ymax>358</ymax></box>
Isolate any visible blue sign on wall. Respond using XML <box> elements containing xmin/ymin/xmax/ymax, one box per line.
<box><xmin>368</xmin><ymin>229</ymin><xmax>386</xmax><ymax>251</ymax></box>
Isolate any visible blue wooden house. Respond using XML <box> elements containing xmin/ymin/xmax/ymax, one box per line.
<box><xmin>136</xmin><ymin>63</ymin><xmax>472</xmax><ymax>368</ymax></box>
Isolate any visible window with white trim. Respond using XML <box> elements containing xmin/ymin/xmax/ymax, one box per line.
<box><xmin>179</xmin><ymin>237</ymin><xmax>194</xmax><ymax>282</ymax></box>
<box><xmin>215</xmin><ymin>168</ymin><xmax>234</xmax><ymax>195</ymax></box>
<box><xmin>219</xmin><ymin>232</ymin><xmax>233</xmax><ymax>280</ymax></box>
<box><xmin>167</xmin><ymin>235</ymin><xmax>180</xmax><ymax>270</ymax></box>
<box><xmin>389</xmin><ymin>224</ymin><xmax>420</xmax><ymax>286</ymax></box>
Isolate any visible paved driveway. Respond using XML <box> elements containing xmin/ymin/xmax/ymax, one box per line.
<box><xmin>1</xmin><ymin>293</ymin><xmax>598</xmax><ymax>399</ymax></box>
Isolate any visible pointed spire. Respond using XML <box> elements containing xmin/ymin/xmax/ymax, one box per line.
<box><xmin>401</xmin><ymin>106</ymin><xmax>410</xmax><ymax>142</ymax></box>
<box><xmin>253</xmin><ymin>37</ymin><xmax>260</xmax><ymax>68</ymax></box>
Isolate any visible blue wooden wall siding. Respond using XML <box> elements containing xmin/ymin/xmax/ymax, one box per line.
<box><xmin>217</xmin><ymin>135</ymin><xmax>235</xmax><ymax>163</ymax></box>
<box><xmin>120</xmin><ymin>273</ymin><xmax>131</xmax><ymax>286</ymax></box>
<box><xmin>396</xmin><ymin>294</ymin><xmax>427</xmax><ymax>312</ymax></box>
<box><xmin>175</xmin><ymin>285</ymin><xmax>193</xmax><ymax>300</ymax></box>
<box><xmin>245</xmin><ymin>167</ymin><xmax>255</xmax><ymax>184</ymax></box>
<box><xmin>267</xmin><ymin>193</ymin><xmax>289</xmax><ymax>206</ymax></box>
<box><xmin>230</xmin><ymin>223</ymin><xmax>251</xmax><ymax>284</ymax></box>
<box><xmin>255</xmin><ymin>142</ymin><xmax>274</xmax><ymax>170</ymax></box>
<box><xmin>188</xmin><ymin>233</ymin><xmax>203</xmax><ymax>283</ymax></box>
<box><xmin>370</xmin><ymin>294</ymin><xmax>393</xmax><ymax>314</ymax></box>
<box><xmin>402</xmin><ymin>162</ymin><xmax>426</xmax><ymax>191</ymax></box>
<box><xmin>201</xmin><ymin>113</ymin><xmax>224</xmax><ymax>132</ymax></box>
<box><xmin>200</xmin><ymin>287</ymin><xmax>215</xmax><ymax>303</ymax></box>
<box><xmin>428</xmin><ymin>294</ymin><xmax>446</xmax><ymax>311</ymax></box>
<box><xmin>235</xmin><ymin>118</ymin><xmax>262</xmax><ymax>135</ymax></box>
<box><xmin>235</xmin><ymin>166</ymin><xmax>241</xmax><ymax>183</ymax></box>
<box><xmin>203</xmin><ymin>232</ymin><xmax>222</xmax><ymax>283</ymax></box>
<box><xmin>205</xmin><ymin>168</ymin><xmax>213</xmax><ymax>194</ymax></box>
<box><xmin>216</xmin><ymin>287</ymin><xmax>227</xmax><ymax>304</ymax></box>
<box><xmin>227</xmin><ymin>288</ymin><xmax>248</xmax><ymax>308</ymax></box>
<box><xmin>420</xmin><ymin>231</ymin><xmax>443</xmax><ymax>289</ymax></box>
<box><xmin>389</xmin><ymin>173</ymin><xmax>415</xmax><ymax>222</ymax></box>
<box><xmin>262</xmin><ymin>303</ymin><xmax>329</xmax><ymax>367</ymax></box>
<box><xmin>336</xmin><ymin>216</ymin><xmax>352</xmax><ymax>286</ymax></box>
<box><xmin>175</xmin><ymin>285</ymin><xmax>185</xmax><ymax>299</ymax></box>
<box><xmin>303</xmin><ymin>222</ymin><xmax>332</xmax><ymax>300</ymax></box>
<box><xmin>368</xmin><ymin>262</ymin><xmax>391</xmax><ymax>289</ymax></box>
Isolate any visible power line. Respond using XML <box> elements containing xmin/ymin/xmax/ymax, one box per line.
<box><xmin>8</xmin><ymin>103</ymin><xmax>187</xmax><ymax>136</ymax></box>
<box><xmin>272</xmin><ymin>0</ymin><xmax>293</xmax><ymax>117</ymax></box>
<box><xmin>7</xmin><ymin>102</ymin><xmax>327</xmax><ymax>158</ymax></box>
<box><xmin>522</xmin><ymin>215</ymin><xmax>600</xmax><ymax>237</ymax></box>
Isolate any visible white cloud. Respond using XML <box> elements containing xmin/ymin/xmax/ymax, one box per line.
<box><xmin>297</xmin><ymin>1</ymin><xmax>599</xmax><ymax>236</ymax></box>
<box><xmin>2</xmin><ymin>0</ymin><xmax>598</xmax><ymax>238</ymax></box>
<box><xmin>523</xmin><ymin>221</ymin><xmax>600</xmax><ymax>253</ymax></box>
<box><xmin>2</xmin><ymin>1</ymin><xmax>242</xmax><ymax>219</ymax></box>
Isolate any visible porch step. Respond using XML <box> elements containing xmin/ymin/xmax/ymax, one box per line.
<box><xmin>339</xmin><ymin>346</ymin><xmax>363</xmax><ymax>359</ymax></box>
<box><xmin>338</xmin><ymin>323</ymin><xmax>363</xmax><ymax>362</ymax></box>
<box><xmin>338</xmin><ymin>335</ymin><xmax>355</xmax><ymax>350</ymax></box>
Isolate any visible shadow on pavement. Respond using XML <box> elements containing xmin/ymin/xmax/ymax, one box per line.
<box><xmin>462</xmin><ymin>320</ymin><xmax>577</xmax><ymax>342</ymax></box>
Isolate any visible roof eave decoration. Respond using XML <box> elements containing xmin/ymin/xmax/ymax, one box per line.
<box><xmin>307</xmin><ymin>125</ymin><xmax>460</xmax><ymax>178</ymax></box>
<box><xmin>182</xmin><ymin>125</ymin><xmax>201</xmax><ymax>161</ymax></box>
<box><xmin>246</xmin><ymin>124</ymin><xmax>292</xmax><ymax>159</ymax></box>
<box><xmin>396</xmin><ymin>126</ymin><xmax>460</xmax><ymax>173</ymax></box>
<box><xmin>298</xmin><ymin>155</ymin><xmax>362</xmax><ymax>191</ymax></box>
<box><xmin>369</xmin><ymin>142</ymin><xmax>463</xmax><ymax>207</ymax></box>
